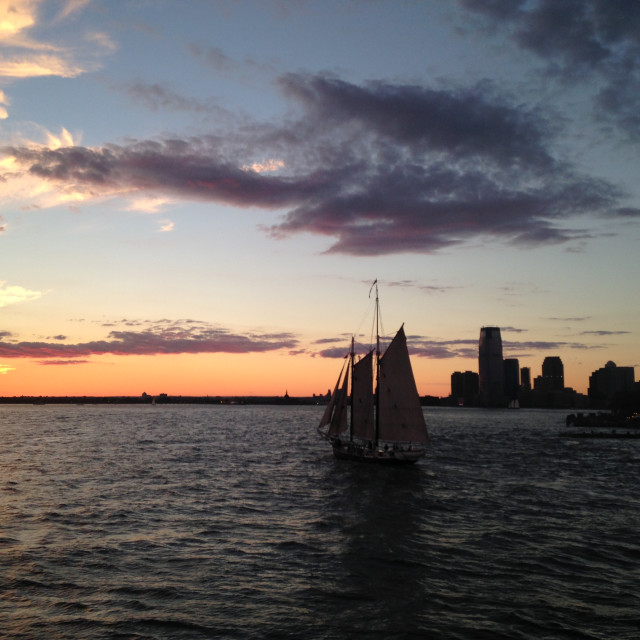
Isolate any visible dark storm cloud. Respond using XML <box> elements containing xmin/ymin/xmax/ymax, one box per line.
<box><xmin>460</xmin><ymin>0</ymin><xmax>640</xmax><ymax>138</ymax></box>
<box><xmin>0</xmin><ymin>321</ymin><xmax>298</xmax><ymax>360</ymax></box>
<box><xmin>268</xmin><ymin>75</ymin><xmax>631</xmax><ymax>254</ymax></box>
<box><xmin>461</xmin><ymin>0</ymin><xmax>640</xmax><ymax>68</ymax></box>
<box><xmin>278</xmin><ymin>74</ymin><xmax>556</xmax><ymax>169</ymax></box>
<box><xmin>3</xmin><ymin>72</ymin><xmax>638</xmax><ymax>255</ymax></box>
<box><xmin>613</xmin><ymin>207</ymin><xmax>640</xmax><ymax>218</ymax></box>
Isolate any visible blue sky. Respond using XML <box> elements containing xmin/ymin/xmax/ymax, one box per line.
<box><xmin>0</xmin><ymin>0</ymin><xmax>639</xmax><ymax>396</ymax></box>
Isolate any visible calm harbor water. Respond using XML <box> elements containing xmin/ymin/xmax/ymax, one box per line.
<box><xmin>1</xmin><ymin>404</ymin><xmax>639</xmax><ymax>639</ymax></box>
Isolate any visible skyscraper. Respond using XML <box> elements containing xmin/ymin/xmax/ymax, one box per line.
<box><xmin>588</xmin><ymin>361</ymin><xmax>635</xmax><ymax>407</ymax></box>
<box><xmin>503</xmin><ymin>358</ymin><xmax>520</xmax><ymax>401</ymax></box>
<box><xmin>451</xmin><ymin>370</ymin><xmax>479</xmax><ymax>405</ymax></box>
<box><xmin>520</xmin><ymin>367</ymin><xmax>531</xmax><ymax>391</ymax></box>
<box><xmin>535</xmin><ymin>356</ymin><xmax>564</xmax><ymax>391</ymax></box>
<box><xmin>479</xmin><ymin>326</ymin><xmax>505</xmax><ymax>407</ymax></box>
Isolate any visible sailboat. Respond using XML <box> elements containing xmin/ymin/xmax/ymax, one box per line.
<box><xmin>317</xmin><ymin>283</ymin><xmax>429</xmax><ymax>464</ymax></box>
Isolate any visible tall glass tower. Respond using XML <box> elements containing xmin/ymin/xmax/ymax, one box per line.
<box><xmin>479</xmin><ymin>326</ymin><xmax>505</xmax><ymax>407</ymax></box>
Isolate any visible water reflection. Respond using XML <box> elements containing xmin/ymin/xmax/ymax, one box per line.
<box><xmin>314</xmin><ymin>458</ymin><xmax>428</xmax><ymax>636</ymax></box>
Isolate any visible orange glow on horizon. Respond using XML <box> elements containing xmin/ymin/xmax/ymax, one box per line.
<box><xmin>0</xmin><ymin>352</ymin><xmax>350</xmax><ymax>398</ymax></box>
<box><xmin>0</xmin><ymin>349</ymin><xmax>592</xmax><ymax>398</ymax></box>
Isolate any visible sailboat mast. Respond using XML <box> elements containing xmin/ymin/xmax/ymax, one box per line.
<box><xmin>374</xmin><ymin>282</ymin><xmax>380</xmax><ymax>447</ymax></box>
<box><xmin>349</xmin><ymin>336</ymin><xmax>355</xmax><ymax>442</ymax></box>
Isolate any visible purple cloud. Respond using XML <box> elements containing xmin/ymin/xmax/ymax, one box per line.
<box><xmin>0</xmin><ymin>321</ymin><xmax>298</xmax><ymax>360</ymax></box>
<box><xmin>38</xmin><ymin>359</ymin><xmax>91</xmax><ymax>366</ymax></box>
<box><xmin>316</xmin><ymin>334</ymin><xmax>608</xmax><ymax>360</ymax></box>
<box><xmin>3</xmin><ymin>72</ymin><xmax>638</xmax><ymax>256</ymax></box>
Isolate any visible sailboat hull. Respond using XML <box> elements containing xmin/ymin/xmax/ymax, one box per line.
<box><xmin>331</xmin><ymin>440</ymin><xmax>425</xmax><ymax>464</ymax></box>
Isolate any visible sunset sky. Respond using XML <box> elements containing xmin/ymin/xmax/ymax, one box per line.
<box><xmin>1</xmin><ymin>0</ymin><xmax>639</xmax><ymax>398</ymax></box>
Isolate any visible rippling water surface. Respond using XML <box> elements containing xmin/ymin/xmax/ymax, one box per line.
<box><xmin>1</xmin><ymin>404</ymin><xmax>639</xmax><ymax>639</ymax></box>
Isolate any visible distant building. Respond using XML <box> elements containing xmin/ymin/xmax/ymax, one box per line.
<box><xmin>503</xmin><ymin>358</ymin><xmax>520</xmax><ymax>401</ymax></box>
<box><xmin>451</xmin><ymin>370</ymin><xmax>479</xmax><ymax>405</ymax></box>
<box><xmin>520</xmin><ymin>367</ymin><xmax>531</xmax><ymax>391</ymax></box>
<box><xmin>588</xmin><ymin>361</ymin><xmax>635</xmax><ymax>407</ymax></box>
<box><xmin>479</xmin><ymin>326</ymin><xmax>505</xmax><ymax>406</ymax></box>
<box><xmin>534</xmin><ymin>356</ymin><xmax>564</xmax><ymax>391</ymax></box>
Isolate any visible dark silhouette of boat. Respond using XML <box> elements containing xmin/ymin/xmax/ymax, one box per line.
<box><xmin>317</xmin><ymin>282</ymin><xmax>429</xmax><ymax>464</ymax></box>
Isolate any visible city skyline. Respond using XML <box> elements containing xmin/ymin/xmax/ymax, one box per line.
<box><xmin>1</xmin><ymin>1</ymin><xmax>639</xmax><ymax>397</ymax></box>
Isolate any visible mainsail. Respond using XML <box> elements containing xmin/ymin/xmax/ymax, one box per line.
<box><xmin>351</xmin><ymin>350</ymin><xmax>375</xmax><ymax>441</ymax></box>
<box><xmin>377</xmin><ymin>326</ymin><xmax>429</xmax><ymax>444</ymax></box>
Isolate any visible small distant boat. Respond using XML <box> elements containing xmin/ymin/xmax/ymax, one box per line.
<box><xmin>317</xmin><ymin>282</ymin><xmax>429</xmax><ymax>464</ymax></box>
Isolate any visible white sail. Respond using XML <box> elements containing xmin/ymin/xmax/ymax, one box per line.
<box><xmin>378</xmin><ymin>326</ymin><xmax>428</xmax><ymax>444</ymax></box>
<box><xmin>351</xmin><ymin>350</ymin><xmax>375</xmax><ymax>441</ymax></box>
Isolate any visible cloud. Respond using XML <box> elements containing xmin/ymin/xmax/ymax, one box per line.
<box><xmin>0</xmin><ymin>320</ymin><xmax>298</xmax><ymax>359</ymax></box>
<box><xmin>315</xmin><ymin>336</ymin><xmax>480</xmax><ymax>360</ymax></box>
<box><xmin>0</xmin><ymin>0</ymin><xmax>37</xmax><ymax>43</ymax></box>
<box><xmin>2</xmin><ymin>73</ymin><xmax>639</xmax><ymax>255</ymax></box>
<box><xmin>157</xmin><ymin>219</ymin><xmax>174</xmax><ymax>232</ymax></box>
<box><xmin>0</xmin><ymin>363</ymin><xmax>15</xmax><ymax>374</ymax></box>
<box><xmin>117</xmin><ymin>80</ymin><xmax>224</xmax><ymax>114</ymax></box>
<box><xmin>460</xmin><ymin>0</ymin><xmax>640</xmax><ymax>70</ymax></box>
<box><xmin>0</xmin><ymin>126</ymin><xmax>95</xmax><ymax>210</ymax></box>
<box><xmin>459</xmin><ymin>0</ymin><xmax>640</xmax><ymax>139</ymax></box>
<box><xmin>125</xmin><ymin>196</ymin><xmax>170</xmax><ymax>213</ymax></box>
<box><xmin>315</xmin><ymin>333</ymin><xmax>606</xmax><ymax>360</ymax></box>
<box><xmin>189</xmin><ymin>44</ymin><xmax>237</xmax><ymax>72</ymax></box>
<box><xmin>0</xmin><ymin>281</ymin><xmax>42</xmax><ymax>307</ymax></box>
<box><xmin>580</xmin><ymin>330</ymin><xmax>631</xmax><ymax>336</ymax></box>
<box><xmin>84</xmin><ymin>31</ymin><xmax>117</xmax><ymax>54</ymax></box>
<box><xmin>56</xmin><ymin>0</ymin><xmax>91</xmax><ymax>22</ymax></box>
<box><xmin>0</xmin><ymin>0</ymin><xmax>95</xmax><ymax>82</ymax></box>
<box><xmin>242</xmin><ymin>159</ymin><xmax>285</xmax><ymax>173</ymax></box>
<box><xmin>386</xmin><ymin>279</ymin><xmax>462</xmax><ymax>295</ymax></box>
<box><xmin>38</xmin><ymin>359</ymin><xmax>90</xmax><ymax>365</ymax></box>
<box><xmin>0</xmin><ymin>55</ymin><xmax>84</xmax><ymax>78</ymax></box>
<box><xmin>0</xmin><ymin>89</ymin><xmax>8</xmax><ymax>118</ymax></box>
<box><xmin>187</xmin><ymin>43</ymin><xmax>268</xmax><ymax>76</ymax></box>
<box><xmin>507</xmin><ymin>340</ymin><xmax>599</xmax><ymax>351</ymax></box>
<box><xmin>410</xmin><ymin>338</ymin><xmax>479</xmax><ymax>360</ymax></box>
